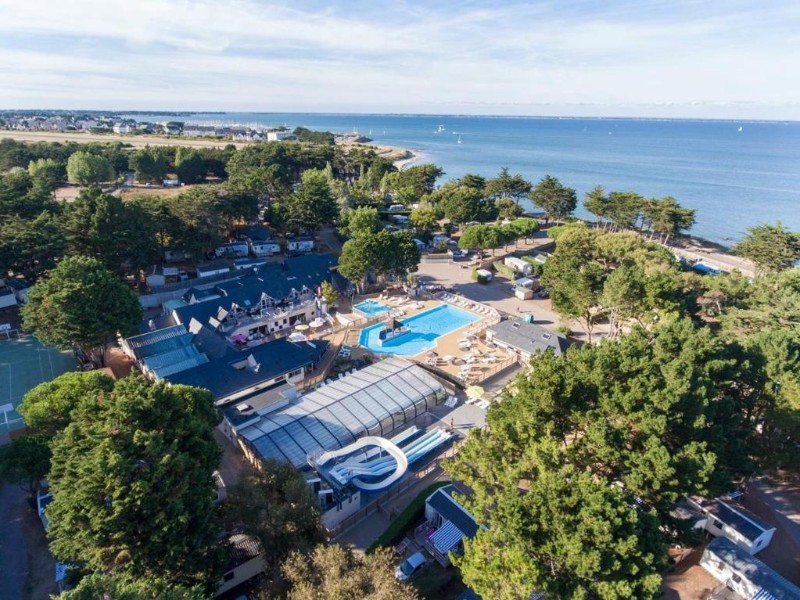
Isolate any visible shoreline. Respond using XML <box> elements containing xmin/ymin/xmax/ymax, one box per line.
<box><xmin>337</xmin><ymin>140</ymin><xmax>423</xmax><ymax>170</ymax></box>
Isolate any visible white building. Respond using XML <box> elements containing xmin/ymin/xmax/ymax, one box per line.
<box><xmin>250</xmin><ymin>239</ymin><xmax>281</xmax><ymax>256</ymax></box>
<box><xmin>287</xmin><ymin>238</ymin><xmax>314</xmax><ymax>253</ymax></box>
<box><xmin>267</xmin><ymin>130</ymin><xmax>290</xmax><ymax>141</ymax></box>
<box><xmin>112</xmin><ymin>123</ymin><xmax>132</xmax><ymax>134</ymax></box>
<box><xmin>215</xmin><ymin>533</ymin><xmax>266</xmax><ymax>597</ymax></box>
<box><xmin>700</xmin><ymin>537</ymin><xmax>800</xmax><ymax>599</ymax></box>
<box><xmin>689</xmin><ymin>495</ymin><xmax>776</xmax><ymax>555</ymax></box>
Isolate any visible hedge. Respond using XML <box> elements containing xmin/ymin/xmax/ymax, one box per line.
<box><xmin>366</xmin><ymin>481</ymin><xmax>451</xmax><ymax>553</ymax></box>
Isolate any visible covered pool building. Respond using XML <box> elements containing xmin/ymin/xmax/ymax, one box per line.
<box><xmin>225</xmin><ymin>358</ymin><xmax>446</xmax><ymax>469</ymax></box>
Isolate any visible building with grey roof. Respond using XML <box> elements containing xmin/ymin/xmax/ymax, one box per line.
<box><xmin>121</xmin><ymin>324</ymin><xmax>210</xmax><ymax>379</ymax></box>
<box><xmin>700</xmin><ymin>537</ymin><xmax>800</xmax><ymax>600</ymax></box>
<box><xmin>424</xmin><ymin>484</ymin><xmax>480</xmax><ymax>566</ymax></box>
<box><xmin>167</xmin><ymin>338</ymin><xmax>328</xmax><ymax>405</ymax></box>
<box><xmin>168</xmin><ymin>254</ymin><xmax>339</xmax><ymax>345</ymax></box>
<box><xmin>689</xmin><ymin>495</ymin><xmax>776</xmax><ymax>555</ymax></box>
<box><xmin>486</xmin><ymin>318</ymin><xmax>571</xmax><ymax>362</ymax></box>
<box><xmin>224</xmin><ymin>358</ymin><xmax>444</xmax><ymax>469</ymax></box>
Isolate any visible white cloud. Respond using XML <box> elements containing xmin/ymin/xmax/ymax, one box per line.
<box><xmin>0</xmin><ymin>0</ymin><xmax>798</xmax><ymax>118</ymax></box>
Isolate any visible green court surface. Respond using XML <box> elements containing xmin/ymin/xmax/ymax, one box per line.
<box><xmin>0</xmin><ymin>336</ymin><xmax>76</xmax><ymax>435</ymax></box>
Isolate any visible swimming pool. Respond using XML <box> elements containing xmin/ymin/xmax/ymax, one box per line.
<box><xmin>359</xmin><ymin>303</ymin><xmax>479</xmax><ymax>356</ymax></box>
<box><xmin>353</xmin><ymin>299</ymin><xmax>391</xmax><ymax>317</ymax></box>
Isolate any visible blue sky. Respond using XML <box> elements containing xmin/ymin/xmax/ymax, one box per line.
<box><xmin>1</xmin><ymin>0</ymin><xmax>799</xmax><ymax>119</ymax></box>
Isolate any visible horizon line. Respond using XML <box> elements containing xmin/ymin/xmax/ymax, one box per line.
<box><xmin>3</xmin><ymin>108</ymin><xmax>800</xmax><ymax>125</ymax></box>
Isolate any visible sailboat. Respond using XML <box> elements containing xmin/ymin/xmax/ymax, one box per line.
<box><xmin>435</xmin><ymin>124</ymin><xmax>445</xmax><ymax>133</ymax></box>
<box><xmin>457</xmin><ymin>135</ymin><xmax>462</xmax><ymax>144</ymax></box>
<box><xmin>738</xmin><ymin>126</ymin><xmax>743</xmax><ymax>132</ymax></box>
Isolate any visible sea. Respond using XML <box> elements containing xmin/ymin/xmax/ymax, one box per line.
<box><xmin>128</xmin><ymin>113</ymin><xmax>800</xmax><ymax>245</ymax></box>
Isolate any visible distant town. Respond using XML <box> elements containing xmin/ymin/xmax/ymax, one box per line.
<box><xmin>0</xmin><ymin>110</ymin><xmax>371</xmax><ymax>144</ymax></box>
<box><xmin>0</xmin><ymin>122</ymin><xmax>798</xmax><ymax>600</ymax></box>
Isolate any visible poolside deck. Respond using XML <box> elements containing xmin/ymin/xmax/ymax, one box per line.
<box><xmin>340</xmin><ymin>295</ymin><xmax>516</xmax><ymax>385</ymax></box>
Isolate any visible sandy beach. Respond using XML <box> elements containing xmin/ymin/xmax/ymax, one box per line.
<box><xmin>337</xmin><ymin>140</ymin><xmax>422</xmax><ymax>170</ymax></box>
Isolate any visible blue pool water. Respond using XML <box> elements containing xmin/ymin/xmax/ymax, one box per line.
<box><xmin>354</xmin><ymin>299</ymin><xmax>391</xmax><ymax>317</ymax></box>
<box><xmin>359</xmin><ymin>304</ymin><xmax>479</xmax><ymax>356</ymax></box>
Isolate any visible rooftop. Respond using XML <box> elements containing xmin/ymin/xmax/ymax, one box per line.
<box><xmin>695</xmin><ymin>496</ymin><xmax>774</xmax><ymax>542</ymax></box>
<box><xmin>225</xmin><ymin>532</ymin><xmax>264</xmax><ymax>570</ymax></box>
<box><xmin>166</xmin><ymin>337</ymin><xmax>328</xmax><ymax>402</ymax></box>
<box><xmin>489</xmin><ymin>318</ymin><xmax>571</xmax><ymax>356</ymax></box>
<box><xmin>237</xmin><ymin>358</ymin><xmax>444</xmax><ymax>468</ymax></box>
<box><xmin>428</xmin><ymin>484</ymin><xmax>479</xmax><ymax>539</ymax></box>
<box><xmin>705</xmin><ymin>537</ymin><xmax>800</xmax><ymax>599</ymax></box>
<box><xmin>224</xmin><ymin>382</ymin><xmax>298</xmax><ymax>429</ymax></box>
<box><xmin>171</xmin><ymin>254</ymin><xmax>338</xmax><ymax>329</ymax></box>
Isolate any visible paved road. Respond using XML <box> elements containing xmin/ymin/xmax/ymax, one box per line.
<box><xmin>415</xmin><ymin>244</ymin><xmax>611</xmax><ymax>343</ymax></box>
<box><xmin>0</xmin><ymin>484</ymin><xmax>29</xmax><ymax>600</ymax></box>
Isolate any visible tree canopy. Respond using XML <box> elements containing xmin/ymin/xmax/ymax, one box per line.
<box><xmin>66</xmin><ymin>151</ymin><xmax>115</xmax><ymax>185</ymax></box>
<box><xmin>287</xmin><ymin>168</ymin><xmax>339</xmax><ymax>233</ymax></box>
<box><xmin>56</xmin><ymin>572</ymin><xmax>207</xmax><ymax>600</ymax></box>
<box><xmin>733</xmin><ymin>222</ymin><xmax>800</xmax><ymax>275</ymax></box>
<box><xmin>529</xmin><ymin>175</ymin><xmax>576</xmax><ymax>222</ymax></box>
<box><xmin>21</xmin><ymin>256</ymin><xmax>143</xmax><ymax>364</ymax></box>
<box><xmin>47</xmin><ymin>376</ymin><xmax>223</xmax><ymax>591</ymax></box>
<box><xmin>280</xmin><ymin>545</ymin><xmax>418</xmax><ymax>600</ymax></box>
<box><xmin>223</xmin><ymin>459</ymin><xmax>325</xmax><ymax>585</ymax></box>
<box><xmin>446</xmin><ymin>317</ymin><xmax>785</xmax><ymax>598</ymax></box>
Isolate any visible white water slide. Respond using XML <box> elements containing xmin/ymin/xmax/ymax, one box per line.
<box><xmin>315</xmin><ymin>436</ymin><xmax>410</xmax><ymax>491</ymax></box>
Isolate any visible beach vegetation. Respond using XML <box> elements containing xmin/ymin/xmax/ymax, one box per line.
<box><xmin>529</xmin><ymin>174</ymin><xmax>577</xmax><ymax>222</ymax></box>
<box><xmin>733</xmin><ymin>222</ymin><xmax>800</xmax><ymax>275</ymax></box>
<box><xmin>485</xmin><ymin>166</ymin><xmax>532</xmax><ymax>206</ymax></box>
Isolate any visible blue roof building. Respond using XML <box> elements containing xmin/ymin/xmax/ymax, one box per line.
<box><xmin>701</xmin><ymin>537</ymin><xmax>800</xmax><ymax>600</ymax></box>
<box><xmin>166</xmin><ymin>338</ymin><xmax>329</xmax><ymax>405</ymax></box>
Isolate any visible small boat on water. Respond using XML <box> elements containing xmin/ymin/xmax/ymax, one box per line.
<box><xmin>435</xmin><ymin>124</ymin><xmax>446</xmax><ymax>133</ymax></box>
<box><xmin>457</xmin><ymin>135</ymin><xmax>462</xmax><ymax>144</ymax></box>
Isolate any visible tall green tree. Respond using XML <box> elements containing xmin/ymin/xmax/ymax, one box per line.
<box><xmin>28</xmin><ymin>157</ymin><xmax>66</xmax><ymax>193</ymax></box>
<box><xmin>19</xmin><ymin>371</ymin><xmax>114</xmax><ymax>435</ymax></box>
<box><xmin>446</xmin><ymin>318</ymin><xmax>778</xmax><ymax>598</ymax></box>
<box><xmin>409</xmin><ymin>206</ymin><xmax>440</xmax><ymax>237</ymax></box>
<box><xmin>22</xmin><ymin>256</ymin><xmax>142</xmax><ymax>365</ymax></box>
<box><xmin>224</xmin><ymin>459</ymin><xmax>324</xmax><ymax>585</ymax></box>
<box><xmin>287</xmin><ymin>168</ymin><xmax>338</xmax><ymax>233</ymax></box>
<box><xmin>485</xmin><ymin>167</ymin><xmax>531</xmax><ymax>206</ymax></box>
<box><xmin>452</xmin><ymin>441</ymin><xmax>665</xmax><ymax>600</ymax></box>
<box><xmin>47</xmin><ymin>376</ymin><xmax>223</xmax><ymax>590</ymax></box>
<box><xmin>733</xmin><ymin>222</ymin><xmax>800</xmax><ymax>275</ymax></box>
<box><xmin>56</xmin><ymin>572</ymin><xmax>207</xmax><ymax>600</ymax></box>
<box><xmin>529</xmin><ymin>175</ymin><xmax>577</xmax><ymax>223</ymax></box>
<box><xmin>129</xmin><ymin>146</ymin><xmax>168</xmax><ymax>184</ymax></box>
<box><xmin>66</xmin><ymin>151</ymin><xmax>115</xmax><ymax>185</ymax></box>
<box><xmin>340</xmin><ymin>206</ymin><xmax>382</xmax><ymax>239</ymax></box>
<box><xmin>0</xmin><ymin>210</ymin><xmax>66</xmax><ymax>281</ymax></box>
<box><xmin>0</xmin><ymin>432</ymin><xmax>52</xmax><ymax>493</ymax></box>
<box><xmin>174</xmin><ymin>149</ymin><xmax>206</xmax><ymax>183</ymax></box>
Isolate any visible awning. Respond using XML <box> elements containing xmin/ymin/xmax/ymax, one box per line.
<box><xmin>752</xmin><ymin>590</ymin><xmax>779</xmax><ymax>600</ymax></box>
<box><xmin>431</xmin><ymin>520</ymin><xmax>465</xmax><ymax>554</ymax></box>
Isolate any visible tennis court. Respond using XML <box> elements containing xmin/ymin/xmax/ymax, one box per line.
<box><xmin>0</xmin><ymin>336</ymin><xmax>76</xmax><ymax>436</ymax></box>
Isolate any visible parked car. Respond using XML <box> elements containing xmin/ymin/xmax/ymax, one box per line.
<box><xmin>395</xmin><ymin>552</ymin><xmax>427</xmax><ymax>582</ymax></box>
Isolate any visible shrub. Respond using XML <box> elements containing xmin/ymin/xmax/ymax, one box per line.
<box><xmin>367</xmin><ymin>481</ymin><xmax>451</xmax><ymax>553</ymax></box>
